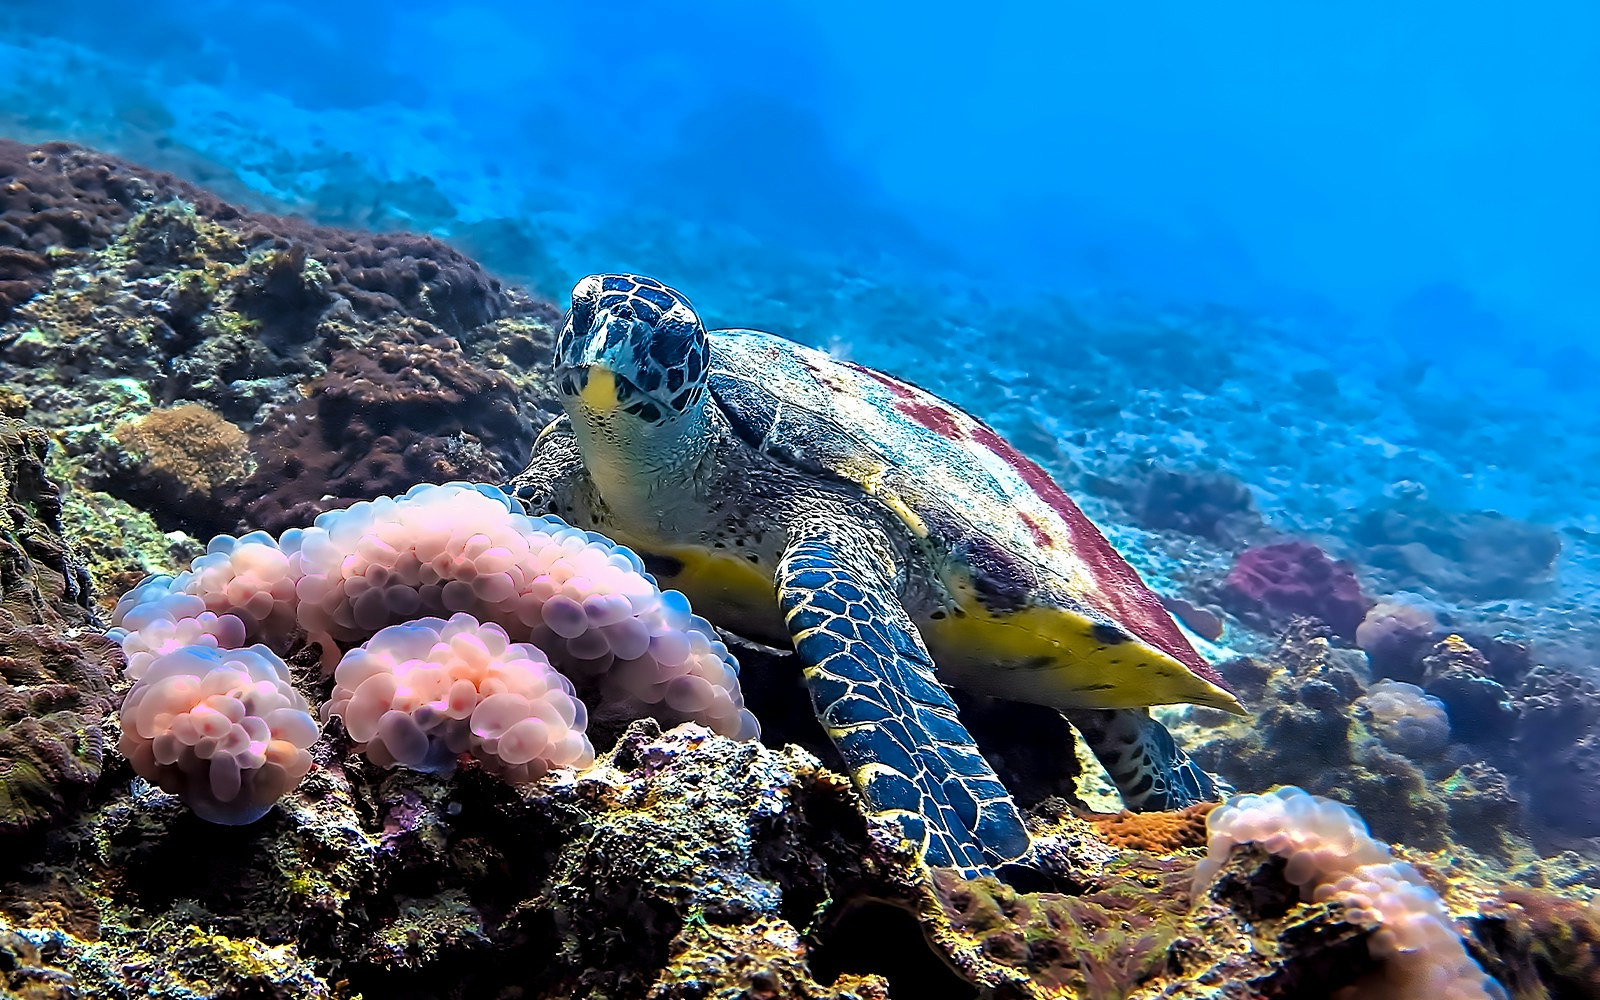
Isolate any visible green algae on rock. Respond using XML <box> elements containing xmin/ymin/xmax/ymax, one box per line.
<box><xmin>0</xmin><ymin>139</ymin><xmax>552</xmax><ymax>544</ymax></box>
<box><xmin>0</xmin><ymin>417</ymin><xmax>117</xmax><ymax>840</ymax></box>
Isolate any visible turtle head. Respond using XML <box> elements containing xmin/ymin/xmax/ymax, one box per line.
<box><xmin>555</xmin><ymin>273</ymin><xmax>710</xmax><ymax>427</ymax></box>
<box><xmin>555</xmin><ymin>274</ymin><xmax>714</xmax><ymax>508</ymax></box>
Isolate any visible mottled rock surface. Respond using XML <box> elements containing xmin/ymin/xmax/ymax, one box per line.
<box><xmin>0</xmin><ymin>417</ymin><xmax>117</xmax><ymax>840</ymax></box>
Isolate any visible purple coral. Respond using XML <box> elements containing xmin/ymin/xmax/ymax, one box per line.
<box><xmin>1222</xmin><ymin>541</ymin><xmax>1371</xmax><ymax>642</ymax></box>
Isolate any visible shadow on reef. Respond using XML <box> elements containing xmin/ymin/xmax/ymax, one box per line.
<box><xmin>0</xmin><ymin>141</ymin><xmax>1597</xmax><ymax>999</ymax></box>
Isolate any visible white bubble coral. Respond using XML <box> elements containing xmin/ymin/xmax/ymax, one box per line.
<box><xmin>1195</xmin><ymin>786</ymin><xmax>1506</xmax><ymax>1000</ymax></box>
<box><xmin>1359</xmin><ymin>680</ymin><xmax>1451</xmax><ymax>756</ymax></box>
<box><xmin>118</xmin><ymin>645</ymin><xmax>320</xmax><ymax>824</ymax></box>
<box><xmin>324</xmin><ymin>613</ymin><xmax>595</xmax><ymax>782</ymax></box>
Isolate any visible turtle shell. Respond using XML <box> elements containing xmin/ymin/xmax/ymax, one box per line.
<box><xmin>707</xmin><ymin>328</ymin><xmax>1237</xmax><ymax>708</ymax></box>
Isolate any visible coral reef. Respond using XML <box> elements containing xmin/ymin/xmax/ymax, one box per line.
<box><xmin>1136</xmin><ymin>468</ymin><xmax>1261</xmax><ymax>541</ymax></box>
<box><xmin>1222</xmin><ymin>541</ymin><xmax>1371</xmax><ymax>642</ymax></box>
<box><xmin>237</xmin><ymin>319</ymin><xmax>532</xmax><ymax>535</ymax></box>
<box><xmin>118</xmin><ymin>645</ymin><xmax>320</xmax><ymax>825</ymax></box>
<box><xmin>1417</xmin><ymin>635</ymin><xmax>1517</xmax><ymax>745</ymax></box>
<box><xmin>0</xmin><ymin>417</ymin><xmax>116</xmax><ymax>840</ymax></box>
<box><xmin>0</xmin><ymin>139</ymin><xmax>1595</xmax><ymax>999</ymax></box>
<box><xmin>1196</xmin><ymin>786</ymin><xmax>1506</xmax><ymax>1000</ymax></box>
<box><xmin>1358</xmin><ymin>680</ymin><xmax>1451</xmax><ymax>757</ymax></box>
<box><xmin>1351</xmin><ymin>500</ymin><xmax>1560</xmax><ymax>601</ymax></box>
<box><xmin>0</xmin><ymin>140</ymin><xmax>551</xmax><ymax>542</ymax></box>
<box><xmin>928</xmin><ymin>866</ymin><xmax>1191</xmax><ymax>999</ymax></box>
<box><xmin>1084</xmin><ymin>802</ymin><xmax>1213</xmax><ymax>852</ymax></box>
<box><xmin>1190</xmin><ymin>623</ymin><xmax>1507</xmax><ymax>853</ymax></box>
<box><xmin>111</xmin><ymin>401</ymin><xmax>249</xmax><ymax>521</ymax></box>
<box><xmin>324</xmin><ymin>614</ymin><xmax>596</xmax><ymax>780</ymax></box>
<box><xmin>1356</xmin><ymin>599</ymin><xmax>1439</xmax><ymax>683</ymax></box>
<box><xmin>109</xmin><ymin>482</ymin><xmax>758</xmax><ymax>822</ymax></box>
<box><xmin>1477</xmin><ymin>886</ymin><xmax>1600</xmax><ymax>997</ymax></box>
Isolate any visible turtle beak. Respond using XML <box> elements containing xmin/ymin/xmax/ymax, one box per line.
<box><xmin>561</xmin><ymin>313</ymin><xmax>633</xmax><ymax>373</ymax></box>
<box><xmin>557</xmin><ymin>313</ymin><xmax>633</xmax><ymax>402</ymax></box>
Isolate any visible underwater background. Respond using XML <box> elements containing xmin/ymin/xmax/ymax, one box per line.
<box><xmin>1</xmin><ymin>2</ymin><xmax>1599</xmax><ymax>998</ymax></box>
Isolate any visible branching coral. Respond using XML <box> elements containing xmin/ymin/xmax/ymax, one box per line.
<box><xmin>1195</xmin><ymin>786</ymin><xmax>1506</xmax><ymax>1000</ymax></box>
<box><xmin>108</xmin><ymin>482</ymin><xmax>759</xmax><ymax>822</ymax></box>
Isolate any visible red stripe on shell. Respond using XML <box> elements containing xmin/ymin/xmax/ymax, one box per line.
<box><xmin>844</xmin><ymin>360</ymin><xmax>918</xmax><ymax>400</ymax></box>
<box><xmin>967</xmin><ymin>422</ymin><xmax>1233</xmax><ymax>693</ymax></box>
<box><xmin>1019</xmin><ymin>512</ymin><xmax>1054</xmax><ymax>549</ymax></box>
<box><xmin>894</xmin><ymin>400</ymin><xmax>967</xmax><ymax>440</ymax></box>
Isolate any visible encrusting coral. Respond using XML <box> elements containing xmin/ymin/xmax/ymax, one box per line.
<box><xmin>108</xmin><ymin>482</ymin><xmax>758</xmax><ymax>821</ymax></box>
<box><xmin>0</xmin><ymin>418</ymin><xmax>116</xmax><ymax>839</ymax></box>
<box><xmin>1085</xmin><ymin>802</ymin><xmax>1213</xmax><ymax>852</ymax></box>
<box><xmin>1195</xmin><ymin>785</ymin><xmax>1507</xmax><ymax>1000</ymax></box>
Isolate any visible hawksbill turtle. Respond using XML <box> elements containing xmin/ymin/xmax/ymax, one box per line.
<box><xmin>507</xmin><ymin>273</ymin><xmax>1246</xmax><ymax>874</ymax></box>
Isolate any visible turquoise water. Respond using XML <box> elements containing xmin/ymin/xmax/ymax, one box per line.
<box><xmin>3</xmin><ymin>0</ymin><xmax>1598</xmax><ymax>749</ymax></box>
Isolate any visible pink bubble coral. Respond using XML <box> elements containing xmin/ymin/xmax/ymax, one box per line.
<box><xmin>1195</xmin><ymin>786</ymin><xmax>1506</xmax><ymax>1000</ymax></box>
<box><xmin>108</xmin><ymin>483</ymin><xmax>760</xmax><ymax>822</ymax></box>
<box><xmin>117</xmin><ymin>646</ymin><xmax>320</xmax><ymax>824</ymax></box>
<box><xmin>280</xmin><ymin>485</ymin><xmax>758</xmax><ymax>739</ymax></box>
<box><xmin>324</xmin><ymin>613</ymin><xmax>595</xmax><ymax>781</ymax></box>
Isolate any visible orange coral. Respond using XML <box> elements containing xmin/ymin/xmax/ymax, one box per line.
<box><xmin>1085</xmin><ymin>802</ymin><xmax>1215</xmax><ymax>852</ymax></box>
<box><xmin>114</xmin><ymin>403</ymin><xmax>247</xmax><ymax>497</ymax></box>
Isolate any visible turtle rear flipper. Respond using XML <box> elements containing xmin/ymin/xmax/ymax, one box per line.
<box><xmin>1063</xmin><ymin>707</ymin><xmax>1229</xmax><ymax>810</ymax></box>
<box><xmin>778</xmin><ymin>520</ymin><xmax>1030</xmax><ymax>875</ymax></box>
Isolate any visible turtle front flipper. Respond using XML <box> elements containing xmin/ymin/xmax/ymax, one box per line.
<box><xmin>778</xmin><ymin>520</ymin><xmax>1030</xmax><ymax>875</ymax></box>
<box><xmin>504</xmin><ymin>415</ymin><xmax>587</xmax><ymax>516</ymax></box>
<box><xmin>1062</xmin><ymin>707</ymin><xmax>1230</xmax><ymax>811</ymax></box>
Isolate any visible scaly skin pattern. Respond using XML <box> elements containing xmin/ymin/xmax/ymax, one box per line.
<box><xmin>508</xmin><ymin>273</ymin><xmax>1242</xmax><ymax>872</ymax></box>
<box><xmin>778</xmin><ymin>517</ymin><xmax>1030</xmax><ymax>872</ymax></box>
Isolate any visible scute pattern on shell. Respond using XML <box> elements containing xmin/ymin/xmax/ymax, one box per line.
<box><xmin>706</xmin><ymin>328</ymin><xmax>1227</xmax><ymax>689</ymax></box>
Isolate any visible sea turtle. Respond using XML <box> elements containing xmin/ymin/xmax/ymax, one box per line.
<box><xmin>507</xmin><ymin>273</ymin><xmax>1246</xmax><ymax>874</ymax></box>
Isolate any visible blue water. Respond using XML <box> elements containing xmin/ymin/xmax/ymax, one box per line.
<box><xmin>8</xmin><ymin>1</ymin><xmax>1598</xmax><ymax>370</ymax></box>
<box><xmin>3</xmin><ymin>1</ymin><xmax>1598</xmax><ymax>642</ymax></box>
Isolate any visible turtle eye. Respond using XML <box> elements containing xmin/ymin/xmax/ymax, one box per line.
<box><xmin>559</xmin><ymin>277</ymin><xmax>605</xmax><ymax>366</ymax></box>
